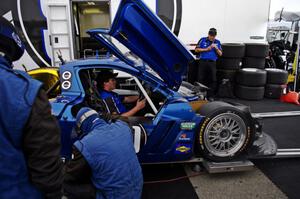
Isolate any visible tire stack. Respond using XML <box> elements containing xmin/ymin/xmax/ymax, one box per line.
<box><xmin>235</xmin><ymin>68</ymin><xmax>267</xmax><ymax>100</ymax></box>
<box><xmin>265</xmin><ymin>68</ymin><xmax>288</xmax><ymax>99</ymax></box>
<box><xmin>243</xmin><ymin>43</ymin><xmax>269</xmax><ymax>69</ymax></box>
<box><xmin>216</xmin><ymin>43</ymin><xmax>245</xmax><ymax>97</ymax></box>
<box><xmin>217</xmin><ymin>43</ymin><xmax>245</xmax><ymax>81</ymax></box>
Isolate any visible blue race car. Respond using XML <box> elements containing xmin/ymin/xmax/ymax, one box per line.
<box><xmin>37</xmin><ymin>0</ymin><xmax>277</xmax><ymax>163</ymax></box>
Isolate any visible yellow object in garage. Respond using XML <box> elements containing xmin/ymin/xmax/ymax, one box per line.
<box><xmin>288</xmin><ymin>47</ymin><xmax>299</xmax><ymax>83</ymax></box>
<box><xmin>27</xmin><ymin>67</ymin><xmax>60</xmax><ymax>98</ymax></box>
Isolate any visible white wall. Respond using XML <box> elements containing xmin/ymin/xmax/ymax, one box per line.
<box><xmin>110</xmin><ymin>0</ymin><xmax>156</xmax><ymax>22</ymax></box>
<box><xmin>179</xmin><ymin>0</ymin><xmax>271</xmax><ymax>44</ymax></box>
<box><xmin>269</xmin><ymin>0</ymin><xmax>300</xmax><ymax>20</ymax></box>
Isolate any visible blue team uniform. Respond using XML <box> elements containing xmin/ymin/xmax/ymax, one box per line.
<box><xmin>197</xmin><ymin>37</ymin><xmax>222</xmax><ymax>61</ymax></box>
<box><xmin>74</xmin><ymin>111</ymin><xmax>143</xmax><ymax>199</ymax></box>
<box><xmin>0</xmin><ymin>56</ymin><xmax>42</xmax><ymax>199</ymax></box>
<box><xmin>99</xmin><ymin>90</ymin><xmax>127</xmax><ymax>114</ymax></box>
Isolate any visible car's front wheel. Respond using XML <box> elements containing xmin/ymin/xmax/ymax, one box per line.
<box><xmin>197</xmin><ymin>101</ymin><xmax>255</xmax><ymax>162</ymax></box>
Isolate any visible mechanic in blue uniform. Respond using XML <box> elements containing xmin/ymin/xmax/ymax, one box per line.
<box><xmin>97</xmin><ymin>71</ymin><xmax>146</xmax><ymax>117</ymax></box>
<box><xmin>64</xmin><ymin>107</ymin><xmax>143</xmax><ymax>199</ymax></box>
<box><xmin>195</xmin><ymin>28</ymin><xmax>222</xmax><ymax>99</ymax></box>
<box><xmin>0</xmin><ymin>17</ymin><xmax>63</xmax><ymax>199</ymax></box>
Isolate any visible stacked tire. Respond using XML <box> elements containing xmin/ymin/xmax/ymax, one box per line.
<box><xmin>243</xmin><ymin>43</ymin><xmax>269</xmax><ymax>69</ymax></box>
<box><xmin>217</xmin><ymin>43</ymin><xmax>245</xmax><ymax>81</ymax></box>
<box><xmin>264</xmin><ymin>68</ymin><xmax>288</xmax><ymax>99</ymax></box>
<box><xmin>235</xmin><ymin>68</ymin><xmax>267</xmax><ymax>100</ymax></box>
<box><xmin>216</xmin><ymin>43</ymin><xmax>245</xmax><ymax>97</ymax></box>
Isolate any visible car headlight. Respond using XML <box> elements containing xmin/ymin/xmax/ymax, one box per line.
<box><xmin>62</xmin><ymin>71</ymin><xmax>72</xmax><ymax>80</ymax></box>
<box><xmin>62</xmin><ymin>81</ymin><xmax>71</xmax><ymax>90</ymax></box>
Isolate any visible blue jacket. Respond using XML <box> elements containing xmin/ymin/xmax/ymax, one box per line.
<box><xmin>99</xmin><ymin>90</ymin><xmax>127</xmax><ymax>114</ymax></box>
<box><xmin>0</xmin><ymin>56</ymin><xmax>42</xmax><ymax>198</ymax></box>
<box><xmin>197</xmin><ymin>37</ymin><xmax>222</xmax><ymax>61</ymax></box>
<box><xmin>74</xmin><ymin>118</ymin><xmax>143</xmax><ymax>199</ymax></box>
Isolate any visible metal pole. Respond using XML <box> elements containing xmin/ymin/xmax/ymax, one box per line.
<box><xmin>294</xmin><ymin>21</ymin><xmax>300</xmax><ymax>91</ymax></box>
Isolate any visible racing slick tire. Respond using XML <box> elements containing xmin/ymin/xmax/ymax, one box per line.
<box><xmin>235</xmin><ymin>85</ymin><xmax>265</xmax><ymax>100</ymax></box>
<box><xmin>242</xmin><ymin>57</ymin><xmax>266</xmax><ymax>69</ymax></box>
<box><xmin>222</xmin><ymin>43</ymin><xmax>246</xmax><ymax>58</ymax></box>
<box><xmin>245</xmin><ymin>43</ymin><xmax>269</xmax><ymax>57</ymax></box>
<box><xmin>217</xmin><ymin>58</ymin><xmax>242</xmax><ymax>70</ymax></box>
<box><xmin>197</xmin><ymin>101</ymin><xmax>255</xmax><ymax>162</ymax></box>
<box><xmin>265</xmin><ymin>84</ymin><xmax>287</xmax><ymax>99</ymax></box>
<box><xmin>236</xmin><ymin>68</ymin><xmax>267</xmax><ymax>87</ymax></box>
<box><xmin>217</xmin><ymin>69</ymin><xmax>237</xmax><ymax>83</ymax></box>
<box><xmin>265</xmin><ymin>68</ymin><xmax>288</xmax><ymax>84</ymax></box>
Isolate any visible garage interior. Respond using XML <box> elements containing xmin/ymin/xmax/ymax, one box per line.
<box><xmin>71</xmin><ymin>0</ymin><xmax>111</xmax><ymax>58</ymax></box>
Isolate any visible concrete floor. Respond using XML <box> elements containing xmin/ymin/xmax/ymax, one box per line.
<box><xmin>185</xmin><ymin>166</ymin><xmax>287</xmax><ymax>199</ymax></box>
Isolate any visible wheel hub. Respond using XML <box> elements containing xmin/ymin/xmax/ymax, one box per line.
<box><xmin>219</xmin><ymin>129</ymin><xmax>231</xmax><ymax>140</ymax></box>
<box><xmin>203</xmin><ymin>112</ymin><xmax>247</xmax><ymax>158</ymax></box>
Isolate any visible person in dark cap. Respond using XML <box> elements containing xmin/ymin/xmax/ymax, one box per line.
<box><xmin>0</xmin><ymin>16</ymin><xmax>63</xmax><ymax>199</ymax></box>
<box><xmin>97</xmin><ymin>70</ymin><xmax>146</xmax><ymax>117</ymax></box>
<box><xmin>195</xmin><ymin>28</ymin><xmax>222</xmax><ymax>100</ymax></box>
<box><xmin>64</xmin><ymin>107</ymin><xmax>143</xmax><ymax>199</ymax></box>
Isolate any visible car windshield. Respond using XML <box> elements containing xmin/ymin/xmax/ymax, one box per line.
<box><xmin>99</xmin><ymin>33</ymin><xmax>141</xmax><ymax>63</ymax></box>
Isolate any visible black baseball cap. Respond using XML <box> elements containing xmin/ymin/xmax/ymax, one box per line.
<box><xmin>208</xmin><ymin>28</ymin><xmax>217</xmax><ymax>36</ymax></box>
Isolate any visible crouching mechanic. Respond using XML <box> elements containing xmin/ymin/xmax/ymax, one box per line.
<box><xmin>0</xmin><ymin>17</ymin><xmax>63</xmax><ymax>198</ymax></box>
<box><xmin>64</xmin><ymin>107</ymin><xmax>143</xmax><ymax>199</ymax></box>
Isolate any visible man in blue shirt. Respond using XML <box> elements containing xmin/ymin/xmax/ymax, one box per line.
<box><xmin>195</xmin><ymin>28</ymin><xmax>222</xmax><ymax>99</ymax></box>
<box><xmin>97</xmin><ymin>71</ymin><xmax>146</xmax><ymax>117</ymax></box>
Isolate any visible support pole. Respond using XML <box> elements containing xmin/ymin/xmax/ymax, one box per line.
<box><xmin>294</xmin><ymin>21</ymin><xmax>300</xmax><ymax>91</ymax></box>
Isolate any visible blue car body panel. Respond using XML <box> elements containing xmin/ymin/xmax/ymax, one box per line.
<box><xmin>51</xmin><ymin>58</ymin><xmax>205</xmax><ymax>162</ymax></box>
<box><xmin>88</xmin><ymin>0</ymin><xmax>195</xmax><ymax>90</ymax></box>
<box><xmin>51</xmin><ymin>0</ymin><xmax>204</xmax><ymax>163</ymax></box>
<box><xmin>48</xmin><ymin>0</ymin><xmax>277</xmax><ymax>162</ymax></box>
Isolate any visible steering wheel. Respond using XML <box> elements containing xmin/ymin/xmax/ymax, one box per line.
<box><xmin>138</xmin><ymin>88</ymin><xmax>146</xmax><ymax>101</ymax></box>
<box><xmin>139</xmin><ymin>86</ymin><xmax>153</xmax><ymax>101</ymax></box>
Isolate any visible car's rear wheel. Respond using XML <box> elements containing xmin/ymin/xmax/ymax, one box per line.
<box><xmin>197</xmin><ymin>102</ymin><xmax>254</xmax><ymax>162</ymax></box>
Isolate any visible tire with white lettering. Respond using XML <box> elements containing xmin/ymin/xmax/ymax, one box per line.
<box><xmin>197</xmin><ymin>101</ymin><xmax>255</xmax><ymax>162</ymax></box>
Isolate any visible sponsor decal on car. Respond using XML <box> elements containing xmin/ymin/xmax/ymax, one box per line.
<box><xmin>180</xmin><ymin>122</ymin><xmax>196</xmax><ymax>130</ymax></box>
<box><xmin>175</xmin><ymin>144</ymin><xmax>192</xmax><ymax>154</ymax></box>
<box><xmin>178</xmin><ymin>133</ymin><xmax>191</xmax><ymax>141</ymax></box>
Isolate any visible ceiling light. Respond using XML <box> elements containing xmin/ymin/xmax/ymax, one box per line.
<box><xmin>87</xmin><ymin>2</ymin><xmax>95</xmax><ymax>6</ymax></box>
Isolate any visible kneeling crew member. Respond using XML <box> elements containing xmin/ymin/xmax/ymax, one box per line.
<box><xmin>64</xmin><ymin>107</ymin><xmax>143</xmax><ymax>199</ymax></box>
<box><xmin>195</xmin><ymin>28</ymin><xmax>222</xmax><ymax>98</ymax></box>
<box><xmin>0</xmin><ymin>17</ymin><xmax>63</xmax><ymax>199</ymax></box>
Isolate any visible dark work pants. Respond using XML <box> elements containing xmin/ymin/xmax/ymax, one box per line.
<box><xmin>187</xmin><ymin>60</ymin><xmax>199</xmax><ymax>84</ymax></box>
<box><xmin>197</xmin><ymin>59</ymin><xmax>217</xmax><ymax>97</ymax></box>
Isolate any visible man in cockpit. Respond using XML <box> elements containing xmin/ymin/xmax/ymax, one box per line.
<box><xmin>96</xmin><ymin>71</ymin><xmax>146</xmax><ymax>117</ymax></box>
